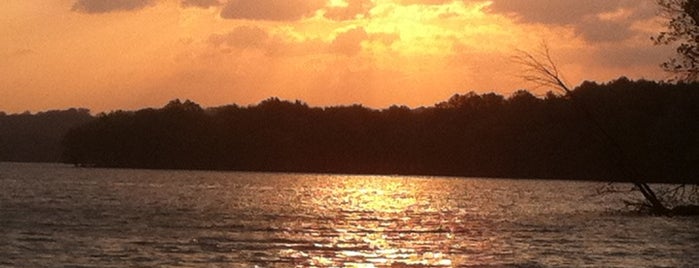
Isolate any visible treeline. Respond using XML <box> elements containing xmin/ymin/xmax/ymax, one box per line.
<box><xmin>62</xmin><ymin>77</ymin><xmax>698</xmax><ymax>182</ymax></box>
<box><xmin>0</xmin><ymin>108</ymin><xmax>93</xmax><ymax>162</ymax></box>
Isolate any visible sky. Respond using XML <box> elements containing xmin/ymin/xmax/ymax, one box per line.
<box><xmin>0</xmin><ymin>0</ymin><xmax>676</xmax><ymax>113</ymax></box>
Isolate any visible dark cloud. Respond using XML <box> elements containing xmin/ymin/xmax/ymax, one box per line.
<box><xmin>220</xmin><ymin>0</ymin><xmax>325</xmax><ymax>21</ymax></box>
<box><xmin>71</xmin><ymin>0</ymin><xmax>155</xmax><ymax>13</ymax></box>
<box><xmin>181</xmin><ymin>0</ymin><xmax>221</xmax><ymax>8</ymax></box>
<box><xmin>486</xmin><ymin>1</ymin><xmax>623</xmax><ymax>25</ymax></box>
<box><xmin>575</xmin><ymin>19</ymin><xmax>634</xmax><ymax>43</ymax></box>
<box><xmin>484</xmin><ymin>0</ymin><xmax>658</xmax><ymax>43</ymax></box>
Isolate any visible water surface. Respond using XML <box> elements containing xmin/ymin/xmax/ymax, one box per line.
<box><xmin>0</xmin><ymin>162</ymin><xmax>697</xmax><ymax>267</ymax></box>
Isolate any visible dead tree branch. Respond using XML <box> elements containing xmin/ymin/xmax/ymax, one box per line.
<box><xmin>512</xmin><ymin>44</ymin><xmax>671</xmax><ymax>215</ymax></box>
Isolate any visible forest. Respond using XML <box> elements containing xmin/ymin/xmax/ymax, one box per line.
<box><xmin>0</xmin><ymin>108</ymin><xmax>93</xmax><ymax>163</ymax></box>
<box><xmin>57</xmin><ymin>77</ymin><xmax>698</xmax><ymax>183</ymax></box>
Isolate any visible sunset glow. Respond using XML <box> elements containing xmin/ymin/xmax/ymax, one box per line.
<box><xmin>0</xmin><ymin>0</ymin><xmax>673</xmax><ymax>113</ymax></box>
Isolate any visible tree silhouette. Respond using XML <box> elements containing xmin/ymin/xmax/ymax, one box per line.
<box><xmin>59</xmin><ymin>83</ymin><xmax>699</xmax><ymax>192</ymax></box>
<box><xmin>513</xmin><ymin>45</ymin><xmax>698</xmax><ymax>215</ymax></box>
<box><xmin>653</xmin><ymin>0</ymin><xmax>699</xmax><ymax>81</ymax></box>
<box><xmin>0</xmin><ymin>108</ymin><xmax>92</xmax><ymax>162</ymax></box>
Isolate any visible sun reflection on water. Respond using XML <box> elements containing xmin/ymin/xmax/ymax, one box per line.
<box><xmin>7</xmin><ymin>165</ymin><xmax>693</xmax><ymax>267</ymax></box>
<box><xmin>276</xmin><ymin>176</ymin><xmax>460</xmax><ymax>267</ymax></box>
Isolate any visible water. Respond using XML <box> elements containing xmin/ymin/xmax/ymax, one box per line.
<box><xmin>0</xmin><ymin>162</ymin><xmax>697</xmax><ymax>267</ymax></box>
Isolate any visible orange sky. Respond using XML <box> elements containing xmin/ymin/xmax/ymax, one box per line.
<box><xmin>0</xmin><ymin>0</ymin><xmax>675</xmax><ymax>113</ymax></box>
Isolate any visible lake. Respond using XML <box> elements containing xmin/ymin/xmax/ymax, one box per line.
<box><xmin>0</xmin><ymin>162</ymin><xmax>697</xmax><ymax>267</ymax></box>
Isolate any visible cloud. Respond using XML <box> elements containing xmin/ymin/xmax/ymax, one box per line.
<box><xmin>13</xmin><ymin>49</ymin><xmax>35</xmax><ymax>57</ymax></box>
<box><xmin>397</xmin><ymin>0</ymin><xmax>455</xmax><ymax>5</ymax></box>
<box><xmin>181</xmin><ymin>0</ymin><xmax>221</xmax><ymax>8</ymax></box>
<box><xmin>330</xmin><ymin>27</ymin><xmax>369</xmax><ymax>56</ymax></box>
<box><xmin>209</xmin><ymin>25</ymin><xmax>270</xmax><ymax>49</ymax></box>
<box><xmin>484</xmin><ymin>0</ymin><xmax>658</xmax><ymax>43</ymax></box>
<box><xmin>486</xmin><ymin>1</ymin><xmax>621</xmax><ymax>25</ymax></box>
<box><xmin>71</xmin><ymin>0</ymin><xmax>155</xmax><ymax>13</ymax></box>
<box><xmin>207</xmin><ymin>26</ymin><xmax>326</xmax><ymax>57</ymax></box>
<box><xmin>575</xmin><ymin>19</ymin><xmax>634</xmax><ymax>43</ymax></box>
<box><xmin>368</xmin><ymin>32</ymin><xmax>400</xmax><ymax>46</ymax></box>
<box><xmin>220</xmin><ymin>0</ymin><xmax>326</xmax><ymax>21</ymax></box>
<box><xmin>208</xmin><ymin>25</ymin><xmax>397</xmax><ymax>58</ymax></box>
<box><xmin>592</xmin><ymin>44</ymin><xmax>673</xmax><ymax>69</ymax></box>
<box><xmin>324</xmin><ymin>0</ymin><xmax>374</xmax><ymax>21</ymax></box>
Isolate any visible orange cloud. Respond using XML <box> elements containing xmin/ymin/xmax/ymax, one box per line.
<box><xmin>220</xmin><ymin>0</ymin><xmax>326</xmax><ymax>21</ymax></box>
<box><xmin>397</xmin><ymin>0</ymin><xmax>456</xmax><ymax>5</ymax></box>
<box><xmin>71</xmin><ymin>0</ymin><xmax>155</xmax><ymax>13</ymax></box>
<box><xmin>483</xmin><ymin>0</ymin><xmax>658</xmax><ymax>43</ymax></box>
<box><xmin>209</xmin><ymin>25</ymin><xmax>270</xmax><ymax>49</ymax></box>
<box><xmin>330</xmin><ymin>27</ymin><xmax>369</xmax><ymax>56</ymax></box>
<box><xmin>181</xmin><ymin>0</ymin><xmax>221</xmax><ymax>8</ymax></box>
<box><xmin>0</xmin><ymin>0</ymin><xmax>676</xmax><ymax>113</ymax></box>
<box><xmin>324</xmin><ymin>0</ymin><xmax>374</xmax><ymax>21</ymax></box>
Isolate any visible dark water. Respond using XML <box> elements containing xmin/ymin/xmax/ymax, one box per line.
<box><xmin>0</xmin><ymin>162</ymin><xmax>697</xmax><ymax>267</ymax></box>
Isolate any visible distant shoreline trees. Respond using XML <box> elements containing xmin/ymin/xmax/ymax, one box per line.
<box><xmin>59</xmin><ymin>78</ymin><xmax>699</xmax><ymax>185</ymax></box>
<box><xmin>0</xmin><ymin>108</ymin><xmax>92</xmax><ymax>163</ymax></box>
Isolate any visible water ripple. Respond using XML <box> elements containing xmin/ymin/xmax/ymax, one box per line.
<box><xmin>1</xmin><ymin>163</ymin><xmax>698</xmax><ymax>267</ymax></box>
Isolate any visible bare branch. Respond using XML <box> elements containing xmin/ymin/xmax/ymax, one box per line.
<box><xmin>511</xmin><ymin>42</ymin><xmax>571</xmax><ymax>94</ymax></box>
<box><xmin>512</xmin><ymin>42</ymin><xmax>680</xmax><ymax>215</ymax></box>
